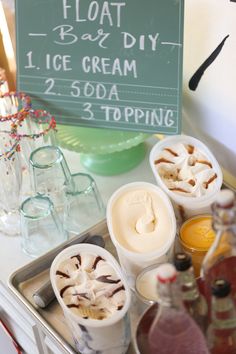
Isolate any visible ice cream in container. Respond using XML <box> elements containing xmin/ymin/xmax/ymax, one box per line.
<box><xmin>149</xmin><ymin>135</ymin><xmax>223</xmax><ymax>223</ymax></box>
<box><xmin>50</xmin><ymin>243</ymin><xmax>131</xmax><ymax>354</ymax></box>
<box><xmin>106</xmin><ymin>182</ymin><xmax>176</xmax><ymax>286</ymax></box>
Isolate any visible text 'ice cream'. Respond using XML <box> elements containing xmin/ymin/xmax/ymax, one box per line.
<box><xmin>55</xmin><ymin>252</ymin><xmax>126</xmax><ymax>320</ymax></box>
<box><xmin>110</xmin><ymin>186</ymin><xmax>175</xmax><ymax>254</ymax></box>
<box><xmin>154</xmin><ymin>142</ymin><xmax>218</xmax><ymax>197</ymax></box>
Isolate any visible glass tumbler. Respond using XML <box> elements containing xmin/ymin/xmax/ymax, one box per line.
<box><xmin>0</xmin><ymin>91</ymin><xmax>32</xmax><ymax>202</ymax></box>
<box><xmin>0</xmin><ymin>131</ymin><xmax>22</xmax><ymax>236</ymax></box>
<box><xmin>20</xmin><ymin>195</ymin><xmax>67</xmax><ymax>257</ymax></box>
<box><xmin>178</xmin><ymin>214</ymin><xmax>216</xmax><ymax>277</ymax></box>
<box><xmin>12</xmin><ymin>109</ymin><xmax>58</xmax><ymax>168</ymax></box>
<box><xmin>12</xmin><ymin>109</ymin><xmax>58</xmax><ymax>200</ymax></box>
<box><xmin>29</xmin><ymin>146</ymin><xmax>72</xmax><ymax>214</ymax></box>
<box><xmin>64</xmin><ymin>173</ymin><xmax>105</xmax><ymax>237</ymax></box>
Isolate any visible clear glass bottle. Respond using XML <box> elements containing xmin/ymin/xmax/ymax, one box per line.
<box><xmin>148</xmin><ymin>263</ymin><xmax>209</xmax><ymax>354</ymax></box>
<box><xmin>207</xmin><ymin>279</ymin><xmax>236</xmax><ymax>354</ymax></box>
<box><xmin>174</xmin><ymin>252</ymin><xmax>208</xmax><ymax>332</ymax></box>
<box><xmin>201</xmin><ymin>189</ymin><xmax>236</xmax><ymax>301</ymax></box>
<box><xmin>0</xmin><ymin>131</ymin><xmax>22</xmax><ymax>236</ymax></box>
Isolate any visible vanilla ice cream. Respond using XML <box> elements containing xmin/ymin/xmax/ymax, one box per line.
<box><xmin>106</xmin><ymin>182</ymin><xmax>176</xmax><ymax>283</ymax></box>
<box><xmin>54</xmin><ymin>251</ymin><xmax>126</xmax><ymax>321</ymax></box>
<box><xmin>110</xmin><ymin>187</ymin><xmax>175</xmax><ymax>254</ymax></box>
<box><xmin>154</xmin><ymin>142</ymin><xmax>218</xmax><ymax>198</ymax></box>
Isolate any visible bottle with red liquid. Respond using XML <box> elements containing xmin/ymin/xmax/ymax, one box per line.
<box><xmin>207</xmin><ymin>279</ymin><xmax>236</xmax><ymax>354</ymax></box>
<box><xmin>148</xmin><ymin>263</ymin><xmax>209</xmax><ymax>354</ymax></box>
<box><xmin>202</xmin><ymin>189</ymin><xmax>236</xmax><ymax>303</ymax></box>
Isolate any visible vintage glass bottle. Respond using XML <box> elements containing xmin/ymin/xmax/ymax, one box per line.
<box><xmin>202</xmin><ymin>189</ymin><xmax>236</xmax><ymax>301</ymax></box>
<box><xmin>207</xmin><ymin>279</ymin><xmax>236</xmax><ymax>354</ymax></box>
<box><xmin>174</xmin><ymin>252</ymin><xmax>208</xmax><ymax>332</ymax></box>
<box><xmin>0</xmin><ymin>131</ymin><xmax>22</xmax><ymax>236</ymax></box>
<box><xmin>148</xmin><ymin>263</ymin><xmax>209</xmax><ymax>354</ymax></box>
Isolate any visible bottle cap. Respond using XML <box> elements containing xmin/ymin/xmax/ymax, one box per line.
<box><xmin>215</xmin><ymin>189</ymin><xmax>235</xmax><ymax>208</ymax></box>
<box><xmin>174</xmin><ymin>252</ymin><xmax>192</xmax><ymax>271</ymax></box>
<box><xmin>156</xmin><ymin>263</ymin><xmax>177</xmax><ymax>283</ymax></box>
<box><xmin>211</xmin><ymin>279</ymin><xmax>231</xmax><ymax>298</ymax></box>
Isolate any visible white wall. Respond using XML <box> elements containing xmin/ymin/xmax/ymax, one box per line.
<box><xmin>183</xmin><ymin>0</ymin><xmax>236</xmax><ymax>178</ymax></box>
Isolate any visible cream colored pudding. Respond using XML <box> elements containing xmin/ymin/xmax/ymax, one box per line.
<box><xmin>111</xmin><ymin>187</ymin><xmax>174</xmax><ymax>254</ymax></box>
<box><xmin>55</xmin><ymin>252</ymin><xmax>126</xmax><ymax>320</ymax></box>
<box><xmin>154</xmin><ymin>142</ymin><xmax>218</xmax><ymax>198</ymax></box>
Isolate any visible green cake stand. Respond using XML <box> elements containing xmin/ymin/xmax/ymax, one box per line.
<box><xmin>56</xmin><ymin>125</ymin><xmax>150</xmax><ymax>176</ymax></box>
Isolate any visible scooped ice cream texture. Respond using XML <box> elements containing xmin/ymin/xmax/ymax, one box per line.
<box><xmin>110</xmin><ymin>187</ymin><xmax>175</xmax><ymax>253</ymax></box>
<box><xmin>55</xmin><ymin>252</ymin><xmax>126</xmax><ymax>320</ymax></box>
<box><xmin>154</xmin><ymin>143</ymin><xmax>218</xmax><ymax>197</ymax></box>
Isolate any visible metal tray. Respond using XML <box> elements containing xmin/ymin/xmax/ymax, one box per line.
<box><xmin>7</xmin><ymin>184</ymin><xmax>235</xmax><ymax>354</ymax></box>
<box><xmin>8</xmin><ymin>220</ymin><xmax>136</xmax><ymax>354</ymax></box>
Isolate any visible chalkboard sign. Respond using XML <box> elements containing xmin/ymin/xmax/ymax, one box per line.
<box><xmin>15</xmin><ymin>0</ymin><xmax>184</xmax><ymax>134</ymax></box>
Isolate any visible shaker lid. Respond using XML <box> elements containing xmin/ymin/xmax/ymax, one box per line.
<box><xmin>156</xmin><ymin>263</ymin><xmax>177</xmax><ymax>283</ymax></box>
<box><xmin>174</xmin><ymin>252</ymin><xmax>192</xmax><ymax>271</ymax></box>
<box><xmin>211</xmin><ymin>279</ymin><xmax>231</xmax><ymax>298</ymax></box>
<box><xmin>215</xmin><ymin>189</ymin><xmax>234</xmax><ymax>208</ymax></box>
